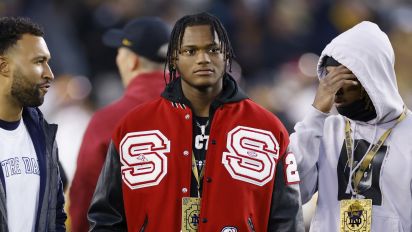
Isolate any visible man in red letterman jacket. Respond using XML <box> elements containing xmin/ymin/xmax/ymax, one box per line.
<box><xmin>88</xmin><ymin>12</ymin><xmax>304</xmax><ymax>232</ymax></box>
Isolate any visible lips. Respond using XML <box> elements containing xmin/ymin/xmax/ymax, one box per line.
<box><xmin>334</xmin><ymin>98</ymin><xmax>346</xmax><ymax>107</ymax></box>
<box><xmin>39</xmin><ymin>83</ymin><xmax>50</xmax><ymax>93</ymax></box>
<box><xmin>194</xmin><ymin>68</ymin><xmax>214</xmax><ymax>75</ymax></box>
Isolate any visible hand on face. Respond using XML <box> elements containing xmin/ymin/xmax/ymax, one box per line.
<box><xmin>313</xmin><ymin>65</ymin><xmax>359</xmax><ymax>113</ymax></box>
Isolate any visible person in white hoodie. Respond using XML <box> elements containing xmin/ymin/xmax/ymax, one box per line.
<box><xmin>291</xmin><ymin>21</ymin><xmax>412</xmax><ymax>232</ymax></box>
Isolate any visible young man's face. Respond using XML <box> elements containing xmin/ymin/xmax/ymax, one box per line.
<box><xmin>7</xmin><ymin>34</ymin><xmax>54</xmax><ymax>107</ymax></box>
<box><xmin>326</xmin><ymin>66</ymin><xmax>363</xmax><ymax>107</ymax></box>
<box><xmin>176</xmin><ymin>25</ymin><xmax>226</xmax><ymax>92</ymax></box>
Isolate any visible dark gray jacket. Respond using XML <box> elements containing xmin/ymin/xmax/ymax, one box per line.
<box><xmin>0</xmin><ymin>107</ymin><xmax>66</xmax><ymax>231</ymax></box>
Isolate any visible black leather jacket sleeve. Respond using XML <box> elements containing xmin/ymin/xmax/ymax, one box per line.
<box><xmin>268</xmin><ymin>151</ymin><xmax>305</xmax><ymax>232</ymax></box>
<box><xmin>88</xmin><ymin>141</ymin><xmax>127</xmax><ymax>231</ymax></box>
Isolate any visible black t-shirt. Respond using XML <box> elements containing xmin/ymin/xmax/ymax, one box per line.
<box><xmin>190</xmin><ymin>116</ymin><xmax>210</xmax><ymax>197</ymax></box>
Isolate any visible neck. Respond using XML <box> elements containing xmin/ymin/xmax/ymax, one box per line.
<box><xmin>122</xmin><ymin>70</ymin><xmax>141</xmax><ymax>87</ymax></box>
<box><xmin>0</xmin><ymin>97</ymin><xmax>23</xmax><ymax>121</ymax></box>
<box><xmin>181</xmin><ymin>82</ymin><xmax>222</xmax><ymax>117</ymax></box>
<box><xmin>122</xmin><ymin>69</ymin><xmax>163</xmax><ymax>87</ymax></box>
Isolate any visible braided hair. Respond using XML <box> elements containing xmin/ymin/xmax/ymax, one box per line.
<box><xmin>164</xmin><ymin>12</ymin><xmax>235</xmax><ymax>83</ymax></box>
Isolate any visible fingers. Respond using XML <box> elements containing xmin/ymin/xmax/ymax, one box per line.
<box><xmin>320</xmin><ymin>65</ymin><xmax>358</xmax><ymax>93</ymax></box>
<box><xmin>329</xmin><ymin>74</ymin><xmax>358</xmax><ymax>88</ymax></box>
<box><xmin>342</xmin><ymin>79</ymin><xmax>359</xmax><ymax>86</ymax></box>
<box><xmin>325</xmin><ymin>65</ymin><xmax>356</xmax><ymax>84</ymax></box>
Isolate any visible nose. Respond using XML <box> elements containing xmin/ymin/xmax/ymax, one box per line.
<box><xmin>196</xmin><ymin>50</ymin><xmax>211</xmax><ymax>64</ymax></box>
<box><xmin>43</xmin><ymin>63</ymin><xmax>54</xmax><ymax>81</ymax></box>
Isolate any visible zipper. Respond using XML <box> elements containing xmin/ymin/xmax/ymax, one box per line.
<box><xmin>247</xmin><ymin>217</ymin><xmax>256</xmax><ymax>232</ymax></box>
<box><xmin>139</xmin><ymin>216</ymin><xmax>148</xmax><ymax>232</ymax></box>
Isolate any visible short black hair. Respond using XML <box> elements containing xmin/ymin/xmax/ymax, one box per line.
<box><xmin>0</xmin><ymin>17</ymin><xmax>44</xmax><ymax>55</ymax></box>
<box><xmin>165</xmin><ymin>12</ymin><xmax>235</xmax><ymax>83</ymax></box>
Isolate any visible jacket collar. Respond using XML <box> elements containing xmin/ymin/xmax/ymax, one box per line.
<box><xmin>22</xmin><ymin>107</ymin><xmax>43</xmax><ymax>125</ymax></box>
<box><xmin>124</xmin><ymin>71</ymin><xmax>166</xmax><ymax>100</ymax></box>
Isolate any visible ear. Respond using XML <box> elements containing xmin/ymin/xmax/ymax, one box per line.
<box><xmin>0</xmin><ymin>56</ymin><xmax>11</xmax><ymax>76</ymax></box>
<box><xmin>130</xmin><ymin>54</ymin><xmax>140</xmax><ymax>71</ymax></box>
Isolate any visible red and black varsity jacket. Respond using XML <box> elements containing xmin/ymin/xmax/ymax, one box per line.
<box><xmin>88</xmin><ymin>75</ymin><xmax>304</xmax><ymax>232</ymax></box>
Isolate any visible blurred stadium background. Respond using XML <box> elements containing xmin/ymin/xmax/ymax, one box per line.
<box><xmin>2</xmin><ymin>0</ymin><xmax>411</xmax><ymax>230</ymax></box>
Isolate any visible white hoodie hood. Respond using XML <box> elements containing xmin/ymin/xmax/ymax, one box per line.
<box><xmin>317</xmin><ymin>21</ymin><xmax>404</xmax><ymax>124</ymax></box>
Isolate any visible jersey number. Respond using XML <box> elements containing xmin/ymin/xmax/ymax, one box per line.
<box><xmin>120</xmin><ymin>130</ymin><xmax>170</xmax><ymax>190</ymax></box>
<box><xmin>222</xmin><ymin>126</ymin><xmax>279</xmax><ymax>186</ymax></box>
<box><xmin>284</xmin><ymin>152</ymin><xmax>300</xmax><ymax>184</ymax></box>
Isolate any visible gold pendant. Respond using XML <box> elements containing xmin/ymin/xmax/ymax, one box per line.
<box><xmin>340</xmin><ymin>199</ymin><xmax>372</xmax><ymax>232</ymax></box>
<box><xmin>182</xmin><ymin>197</ymin><xmax>201</xmax><ymax>232</ymax></box>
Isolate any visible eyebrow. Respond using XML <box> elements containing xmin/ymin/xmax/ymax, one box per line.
<box><xmin>181</xmin><ymin>42</ymin><xmax>220</xmax><ymax>49</ymax></box>
<box><xmin>31</xmin><ymin>55</ymin><xmax>51</xmax><ymax>61</ymax></box>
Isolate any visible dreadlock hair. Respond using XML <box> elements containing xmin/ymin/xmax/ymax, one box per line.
<box><xmin>0</xmin><ymin>17</ymin><xmax>44</xmax><ymax>55</ymax></box>
<box><xmin>164</xmin><ymin>12</ymin><xmax>235</xmax><ymax>83</ymax></box>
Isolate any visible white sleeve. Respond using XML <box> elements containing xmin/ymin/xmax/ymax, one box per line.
<box><xmin>290</xmin><ymin>106</ymin><xmax>329</xmax><ymax>203</ymax></box>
